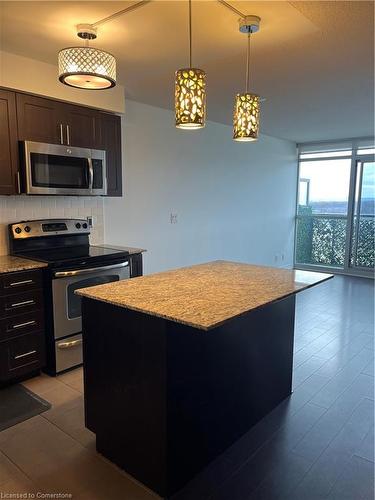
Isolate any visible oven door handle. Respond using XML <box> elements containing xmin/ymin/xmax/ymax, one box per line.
<box><xmin>53</xmin><ymin>261</ymin><xmax>129</xmax><ymax>278</ymax></box>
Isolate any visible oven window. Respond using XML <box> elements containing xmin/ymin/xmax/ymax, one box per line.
<box><xmin>67</xmin><ymin>275</ymin><xmax>120</xmax><ymax>319</ymax></box>
<box><xmin>31</xmin><ymin>153</ymin><xmax>90</xmax><ymax>189</ymax></box>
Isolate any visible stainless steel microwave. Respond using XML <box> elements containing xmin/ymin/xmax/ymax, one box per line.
<box><xmin>22</xmin><ymin>141</ymin><xmax>107</xmax><ymax>196</ymax></box>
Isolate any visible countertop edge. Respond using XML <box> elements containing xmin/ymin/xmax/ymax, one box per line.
<box><xmin>78</xmin><ymin>273</ymin><xmax>334</xmax><ymax>331</ymax></box>
<box><xmin>0</xmin><ymin>256</ymin><xmax>48</xmax><ymax>275</ymax></box>
<box><xmin>104</xmin><ymin>245</ymin><xmax>147</xmax><ymax>255</ymax></box>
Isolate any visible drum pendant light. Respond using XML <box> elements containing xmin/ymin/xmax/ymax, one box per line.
<box><xmin>59</xmin><ymin>24</ymin><xmax>116</xmax><ymax>90</ymax></box>
<box><xmin>233</xmin><ymin>16</ymin><xmax>260</xmax><ymax>141</ymax></box>
<box><xmin>175</xmin><ymin>0</ymin><xmax>206</xmax><ymax>129</ymax></box>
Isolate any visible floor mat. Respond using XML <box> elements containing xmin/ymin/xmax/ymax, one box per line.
<box><xmin>0</xmin><ymin>384</ymin><xmax>51</xmax><ymax>431</ymax></box>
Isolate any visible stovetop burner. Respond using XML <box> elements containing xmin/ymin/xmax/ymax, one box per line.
<box><xmin>14</xmin><ymin>245</ymin><xmax>129</xmax><ymax>267</ymax></box>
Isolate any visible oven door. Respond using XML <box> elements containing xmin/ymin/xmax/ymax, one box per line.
<box><xmin>51</xmin><ymin>260</ymin><xmax>130</xmax><ymax>340</ymax></box>
<box><xmin>23</xmin><ymin>141</ymin><xmax>93</xmax><ymax>195</ymax></box>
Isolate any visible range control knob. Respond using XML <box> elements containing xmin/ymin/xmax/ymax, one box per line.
<box><xmin>14</xmin><ymin>227</ymin><xmax>22</xmax><ymax>234</ymax></box>
<box><xmin>24</xmin><ymin>226</ymin><xmax>31</xmax><ymax>233</ymax></box>
<box><xmin>82</xmin><ymin>223</ymin><xmax>88</xmax><ymax>229</ymax></box>
<box><xmin>75</xmin><ymin>223</ymin><xmax>81</xmax><ymax>229</ymax></box>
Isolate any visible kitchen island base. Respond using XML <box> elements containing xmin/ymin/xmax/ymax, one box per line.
<box><xmin>82</xmin><ymin>294</ymin><xmax>295</xmax><ymax>498</ymax></box>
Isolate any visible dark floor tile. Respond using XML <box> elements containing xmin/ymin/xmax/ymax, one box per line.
<box><xmin>209</xmin><ymin>402</ymin><xmax>326</xmax><ymax>500</ymax></box>
<box><xmin>248</xmin><ymin>451</ymin><xmax>312</xmax><ymax>500</ymax></box>
<box><xmin>292</xmin><ymin>356</ymin><xmax>329</xmax><ymax>389</ymax></box>
<box><xmin>289</xmin><ymin>397</ymin><xmax>374</xmax><ymax>499</ymax></box>
<box><xmin>292</xmin><ymin>374</ymin><xmax>374</xmax><ymax>462</ymax></box>
<box><xmin>311</xmin><ymin>348</ymin><xmax>374</xmax><ymax>408</ymax></box>
<box><xmin>354</xmin><ymin>424</ymin><xmax>374</xmax><ymax>463</ymax></box>
<box><xmin>326</xmin><ymin>455</ymin><xmax>374</xmax><ymax>500</ymax></box>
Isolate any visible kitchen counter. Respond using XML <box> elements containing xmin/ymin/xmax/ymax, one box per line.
<box><xmin>0</xmin><ymin>255</ymin><xmax>47</xmax><ymax>274</ymax></box>
<box><xmin>104</xmin><ymin>244</ymin><xmax>146</xmax><ymax>255</ymax></box>
<box><xmin>80</xmin><ymin>260</ymin><xmax>332</xmax><ymax>497</ymax></box>
<box><xmin>77</xmin><ymin>260</ymin><xmax>332</xmax><ymax>330</ymax></box>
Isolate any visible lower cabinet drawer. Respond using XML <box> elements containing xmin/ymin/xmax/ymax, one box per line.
<box><xmin>0</xmin><ymin>270</ymin><xmax>43</xmax><ymax>295</ymax></box>
<box><xmin>0</xmin><ymin>332</ymin><xmax>45</xmax><ymax>381</ymax></box>
<box><xmin>0</xmin><ymin>290</ymin><xmax>43</xmax><ymax>318</ymax></box>
<box><xmin>0</xmin><ymin>310</ymin><xmax>44</xmax><ymax>341</ymax></box>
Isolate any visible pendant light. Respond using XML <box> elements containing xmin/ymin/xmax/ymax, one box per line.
<box><xmin>59</xmin><ymin>24</ymin><xmax>116</xmax><ymax>90</ymax></box>
<box><xmin>175</xmin><ymin>0</ymin><xmax>206</xmax><ymax>129</ymax></box>
<box><xmin>233</xmin><ymin>16</ymin><xmax>260</xmax><ymax>142</ymax></box>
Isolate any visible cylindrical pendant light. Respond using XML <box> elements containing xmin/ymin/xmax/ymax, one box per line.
<box><xmin>175</xmin><ymin>0</ymin><xmax>206</xmax><ymax>129</ymax></box>
<box><xmin>233</xmin><ymin>16</ymin><xmax>261</xmax><ymax>142</ymax></box>
<box><xmin>58</xmin><ymin>25</ymin><xmax>116</xmax><ymax>90</ymax></box>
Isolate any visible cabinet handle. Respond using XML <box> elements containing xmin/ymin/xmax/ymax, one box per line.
<box><xmin>9</xmin><ymin>279</ymin><xmax>34</xmax><ymax>287</ymax></box>
<box><xmin>16</xmin><ymin>171</ymin><xmax>21</xmax><ymax>194</ymax></box>
<box><xmin>12</xmin><ymin>320</ymin><xmax>36</xmax><ymax>329</ymax></box>
<box><xmin>60</xmin><ymin>123</ymin><xmax>64</xmax><ymax>144</ymax></box>
<box><xmin>66</xmin><ymin>125</ymin><xmax>70</xmax><ymax>145</ymax></box>
<box><xmin>8</xmin><ymin>299</ymin><xmax>35</xmax><ymax>309</ymax></box>
<box><xmin>14</xmin><ymin>350</ymin><xmax>37</xmax><ymax>360</ymax></box>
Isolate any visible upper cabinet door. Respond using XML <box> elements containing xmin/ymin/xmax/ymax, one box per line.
<box><xmin>100</xmin><ymin>112</ymin><xmax>122</xmax><ymax>197</ymax></box>
<box><xmin>65</xmin><ymin>105</ymin><xmax>101</xmax><ymax>149</ymax></box>
<box><xmin>0</xmin><ymin>90</ymin><xmax>19</xmax><ymax>195</ymax></box>
<box><xmin>16</xmin><ymin>93</ymin><xmax>63</xmax><ymax>144</ymax></box>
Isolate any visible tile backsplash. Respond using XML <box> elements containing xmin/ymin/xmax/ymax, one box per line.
<box><xmin>0</xmin><ymin>196</ymin><xmax>104</xmax><ymax>255</ymax></box>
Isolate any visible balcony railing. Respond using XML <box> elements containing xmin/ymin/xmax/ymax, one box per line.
<box><xmin>296</xmin><ymin>212</ymin><xmax>375</xmax><ymax>269</ymax></box>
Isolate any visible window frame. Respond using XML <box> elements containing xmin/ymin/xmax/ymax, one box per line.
<box><xmin>293</xmin><ymin>137</ymin><xmax>375</xmax><ymax>277</ymax></box>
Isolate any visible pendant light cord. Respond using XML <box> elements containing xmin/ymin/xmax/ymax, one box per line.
<box><xmin>246</xmin><ymin>29</ymin><xmax>251</xmax><ymax>93</ymax></box>
<box><xmin>189</xmin><ymin>0</ymin><xmax>192</xmax><ymax>67</ymax></box>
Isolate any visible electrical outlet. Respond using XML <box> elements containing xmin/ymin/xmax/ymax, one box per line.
<box><xmin>170</xmin><ymin>213</ymin><xmax>178</xmax><ymax>224</ymax></box>
<box><xmin>87</xmin><ymin>216</ymin><xmax>95</xmax><ymax>227</ymax></box>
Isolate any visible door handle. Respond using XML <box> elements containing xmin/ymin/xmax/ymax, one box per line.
<box><xmin>66</xmin><ymin>125</ymin><xmax>70</xmax><ymax>145</ymax></box>
<box><xmin>58</xmin><ymin>339</ymin><xmax>82</xmax><ymax>349</ymax></box>
<box><xmin>54</xmin><ymin>261</ymin><xmax>129</xmax><ymax>278</ymax></box>
<box><xmin>60</xmin><ymin>123</ymin><xmax>64</xmax><ymax>144</ymax></box>
<box><xmin>88</xmin><ymin>157</ymin><xmax>94</xmax><ymax>190</ymax></box>
<box><xmin>16</xmin><ymin>171</ymin><xmax>21</xmax><ymax>194</ymax></box>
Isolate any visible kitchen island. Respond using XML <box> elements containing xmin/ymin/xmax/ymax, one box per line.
<box><xmin>77</xmin><ymin>261</ymin><xmax>332</xmax><ymax>497</ymax></box>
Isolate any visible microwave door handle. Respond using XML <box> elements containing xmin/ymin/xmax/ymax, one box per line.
<box><xmin>88</xmin><ymin>157</ymin><xmax>94</xmax><ymax>191</ymax></box>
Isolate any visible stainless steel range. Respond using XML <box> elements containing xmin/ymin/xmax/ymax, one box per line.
<box><xmin>9</xmin><ymin>219</ymin><xmax>130</xmax><ymax>374</ymax></box>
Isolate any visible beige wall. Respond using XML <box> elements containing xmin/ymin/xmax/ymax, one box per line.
<box><xmin>0</xmin><ymin>50</ymin><xmax>125</xmax><ymax>113</ymax></box>
<box><xmin>104</xmin><ymin>100</ymin><xmax>298</xmax><ymax>275</ymax></box>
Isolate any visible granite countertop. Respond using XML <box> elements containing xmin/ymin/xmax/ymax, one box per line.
<box><xmin>0</xmin><ymin>255</ymin><xmax>48</xmax><ymax>274</ymax></box>
<box><xmin>104</xmin><ymin>244</ymin><xmax>146</xmax><ymax>255</ymax></box>
<box><xmin>76</xmin><ymin>260</ymin><xmax>333</xmax><ymax>331</ymax></box>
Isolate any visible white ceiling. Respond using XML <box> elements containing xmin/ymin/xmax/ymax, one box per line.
<box><xmin>0</xmin><ymin>1</ymin><xmax>374</xmax><ymax>143</ymax></box>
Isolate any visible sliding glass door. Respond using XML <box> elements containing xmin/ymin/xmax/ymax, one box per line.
<box><xmin>348</xmin><ymin>157</ymin><xmax>375</xmax><ymax>272</ymax></box>
<box><xmin>295</xmin><ymin>141</ymin><xmax>374</xmax><ymax>277</ymax></box>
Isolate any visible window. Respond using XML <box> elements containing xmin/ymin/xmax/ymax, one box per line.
<box><xmin>295</xmin><ymin>139</ymin><xmax>375</xmax><ymax>275</ymax></box>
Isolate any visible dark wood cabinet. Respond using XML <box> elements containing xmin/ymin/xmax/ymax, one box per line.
<box><xmin>16</xmin><ymin>93</ymin><xmax>63</xmax><ymax>144</ymax></box>
<box><xmin>12</xmin><ymin>89</ymin><xmax>123</xmax><ymax>197</ymax></box>
<box><xmin>130</xmin><ymin>253</ymin><xmax>143</xmax><ymax>278</ymax></box>
<box><xmin>16</xmin><ymin>93</ymin><xmax>99</xmax><ymax>148</ymax></box>
<box><xmin>99</xmin><ymin>112</ymin><xmax>122</xmax><ymax>197</ymax></box>
<box><xmin>65</xmin><ymin>104</ymin><xmax>101</xmax><ymax>149</ymax></box>
<box><xmin>0</xmin><ymin>269</ymin><xmax>45</xmax><ymax>384</ymax></box>
<box><xmin>0</xmin><ymin>89</ymin><xmax>19</xmax><ymax>195</ymax></box>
